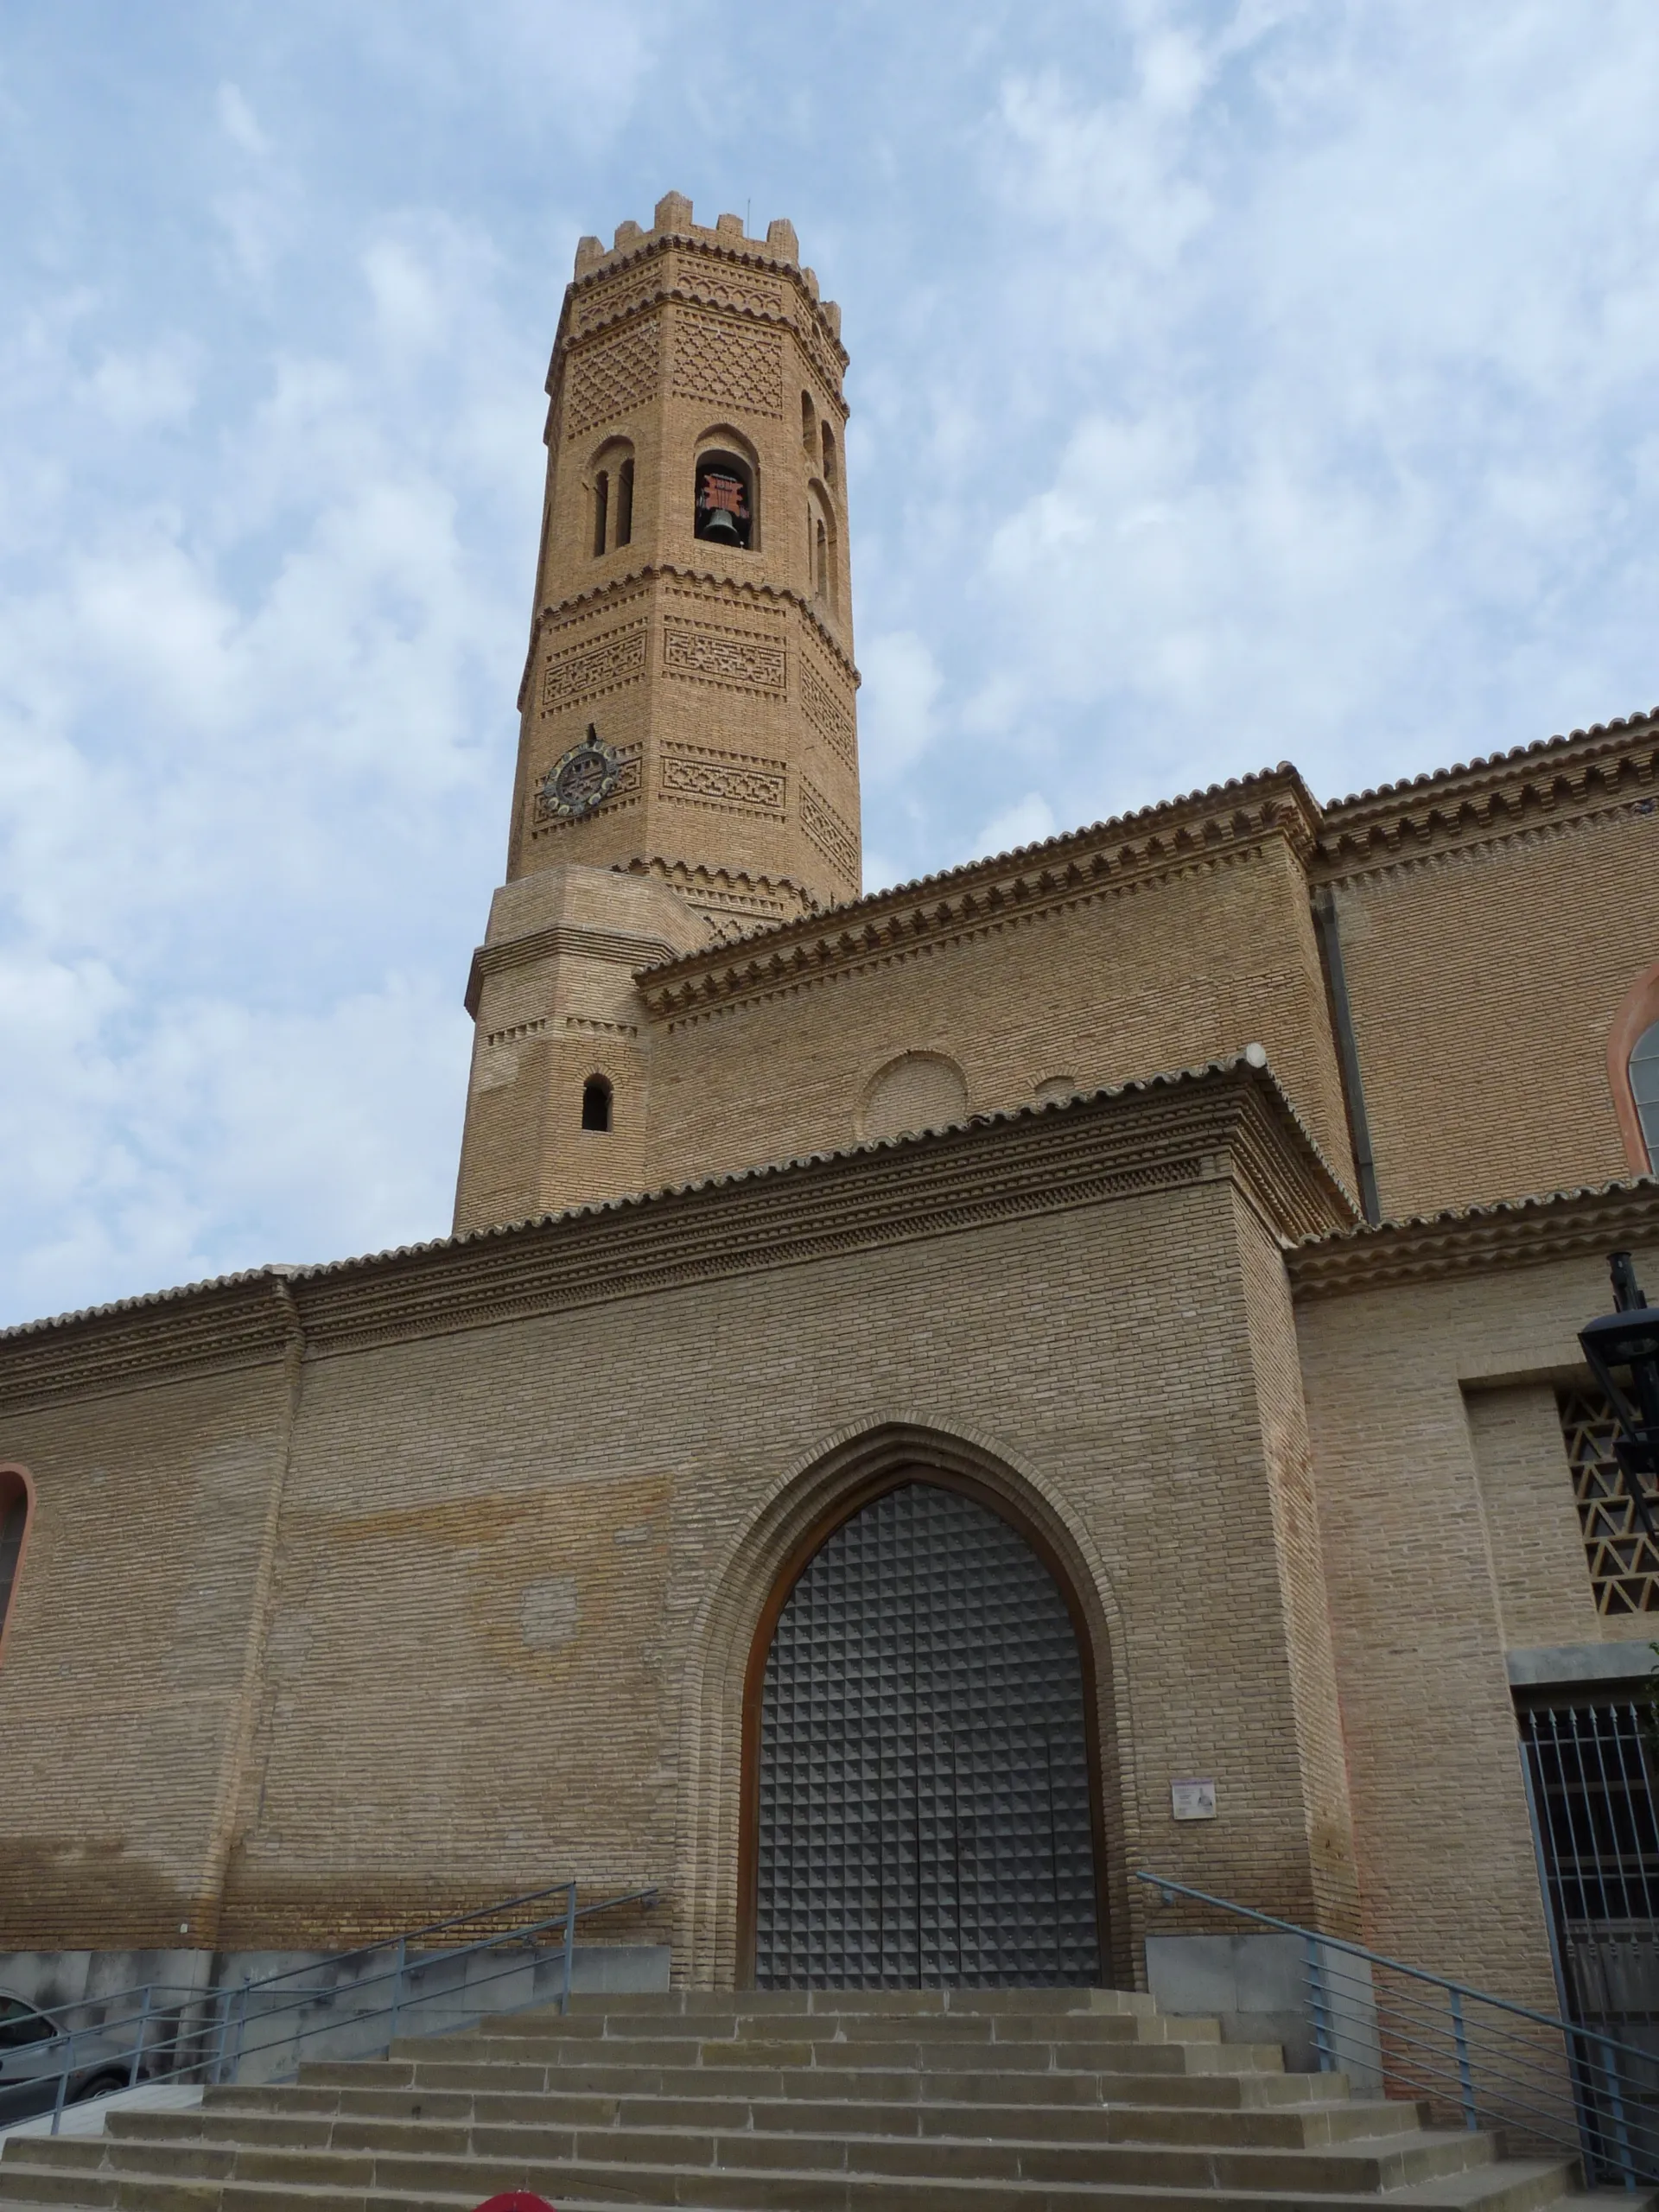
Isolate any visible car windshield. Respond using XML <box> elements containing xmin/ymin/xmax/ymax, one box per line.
<box><xmin>0</xmin><ymin>1996</ymin><xmax>57</xmax><ymax>2047</ymax></box>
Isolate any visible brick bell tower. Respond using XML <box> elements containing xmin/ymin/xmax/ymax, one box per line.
<box><xmin>454</xmin><ymin>194</ymin><xmax>860</xmax><ymax>1233</ymax></box>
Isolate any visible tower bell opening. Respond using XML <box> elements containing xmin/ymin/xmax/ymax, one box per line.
<box><xmin>695</xmin><ymin>454</ymin><xmax>754</xmax><ymax>550</ymax></box>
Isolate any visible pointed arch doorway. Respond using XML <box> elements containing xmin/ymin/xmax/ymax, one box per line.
<box><xmin>739</xmin><ymin>1472</ymin><xmax>1106</xmax><ymax>1987</ymax></box>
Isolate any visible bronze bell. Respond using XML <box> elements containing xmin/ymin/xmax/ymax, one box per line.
<box><xmin>700</xmin><ymin>503</ymin><xmax>741</xmax><ymax>544</ymax></box>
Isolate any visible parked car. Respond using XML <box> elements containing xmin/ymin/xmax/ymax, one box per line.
<box><xmin>0</xmin><ymin>1992</ymin><xmax>141</xmax><ymax>2125</ymax></box>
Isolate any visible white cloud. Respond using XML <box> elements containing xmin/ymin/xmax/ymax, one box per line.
<box><xmin>3</xmin><ymin>0</ymin><xmax>1659</xmax><ymax>1322</ymax></box>
<box><xmin>973</xmin><ymin>791</ymin><xmax>1058</xmax><ymax>860</ymax></box>
<box><xmin>857</xmin><ymin>631</ymin><xmax>943</xmax><ymax>784</ymax></box>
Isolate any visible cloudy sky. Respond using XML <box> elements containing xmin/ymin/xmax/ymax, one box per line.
<box><xmin>3</xmin><ymin>2</ymin><xmax>1656</xmax><ymax>1327</ymax></box>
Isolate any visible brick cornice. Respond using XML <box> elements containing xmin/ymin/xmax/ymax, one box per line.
<box><xmin>1313</xmin><ymin>710</ymin><xmax>1659</xmax><ymax>884</ymax></box>
<box><xmin>0</xmin><ymin>1063</ymin><xmax>1351</xmax><ymax>1405</ymax></box>
<box><xmin>0</xmin><ymin>1274</ymin><xmax>299</xmax><ymax>1416</ymax></box>
<box><xmin>528</xmin><ymin>564</ymin><xmax>859</xmax><ymax>690</ymax></box>
<box><xmin>1287</xmin><ymin>1177</ymin><xmax>1659</xmax><ymax>1299</ymax></box>
<box><xmin>464</xmin><ymin>921</ymin><xmax>687</xmax><ymax>1020</ymax></box>
<box><xmin>633</xmin><ymin>766</ymin><xmax>1323</xmax><ymax>1024</ymax></box>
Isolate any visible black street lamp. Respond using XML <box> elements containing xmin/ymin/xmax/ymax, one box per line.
<box><xmin>1580</xmin><ymin>1253</ymin><xmax>1659</xmax><ymax>1541</ymax></box>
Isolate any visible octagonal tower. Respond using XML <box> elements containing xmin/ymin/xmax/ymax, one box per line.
<box><xmin>454</xmin><ymin>197</ymin><xmax>860</xmax><ymax>1233</ymax></box>
<box><xmin>510</xmin><ymin>190</ymin><xmax>860</xmax><ymax>925</ymax></box>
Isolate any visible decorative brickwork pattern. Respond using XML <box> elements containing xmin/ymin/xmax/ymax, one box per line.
<box><xmin>660</xmin><ymin>745</ymin><xmax>786</xmax><ymax>817</ymax></box>
<box><xmin>756</xmin><ymin>1480</ymin><xmax>1101</xmax><ymax>1988</ymax></box>
<box><xmin>563</xmin><ymin>323</ymin><xmax>660</xmax><ymax>438</ymax></box>
<box><xmin>798</xmin><ymin>653</ymin><xmax>857</xmax><ymax>770</ymax></box>
<box><xmin>541</xmin><ymin>626</ymin><xmax>648</xmax><ymax>713</ymax></box>
<box><xmin>671</xmin><ymin>309</ymin><xmax>783</xmax><ymax>417</ymax></box>
<box><xmin>662</xmin><ymin>618</ymin><xmax>786</xmax><ymax>694</ymax></box>
<box><xmin>1559</xmin><ymin>1388</ymin><xmax>1659</xmax><ymax>1614</ymax></box>
<box><xmin>800</xmin><ymin>777</ymin><xmax>859</xmax><ymax>880</ymax></box>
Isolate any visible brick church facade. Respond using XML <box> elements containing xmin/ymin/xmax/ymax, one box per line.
<box><xmin>3</xmin><ymin>198</ymin><xmax>1659</xmax><ymax>2029</ymax></box>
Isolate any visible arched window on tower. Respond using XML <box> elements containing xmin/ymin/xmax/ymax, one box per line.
<box><xmin>807</xmin><ymin>482</ymin><xmax>837</xmax><ymax>613</ymax></box>
<box><xmin>581</xmin><ymin>1075</ymin><xmax>613</xmax><ymax>1133</ymax></box>
<box><xmin>695</xmin><ymin>451</ymin><xmax>755</xmax><ymax>550</ymax></box>
<box><xmin>0</xmin><ymin>1471</ymin><xmax>30</xmax><ymax>1662</ymax></box>
<box><xmin>821</xmin><ymin>423</ymin><xmax>837</xmax><ymax>489</ymax></box>
<box><xmin>589</xmin><ymin>438</ymin><xmax>635</xmax><ymax>558</ymax></box>
<box><xmin>801</xmin><ymin>391</ymin><xmax>816</xmax><ymax>458</ymax></box>
<box><xmin>1632</xmin><ymin>1019</ymin><xmax>1659</xmax><ymax>1169</ymax></box>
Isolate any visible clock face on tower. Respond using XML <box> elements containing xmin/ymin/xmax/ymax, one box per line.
<box><xmin>538</xmin><ymin>725</ymin><xmax>621</xmax><ymax>822</ymax></box>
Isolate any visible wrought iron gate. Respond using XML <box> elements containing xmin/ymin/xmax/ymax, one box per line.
<box><xmin>1517</xmin><ymin>1692</ymin><xmax>1659</xmax><ymax>2172</ymax></box>
<box><xmin>754</xmin><ymin>1479</ymin><xmax>1102</xmax><ymax>1989</ymax></box>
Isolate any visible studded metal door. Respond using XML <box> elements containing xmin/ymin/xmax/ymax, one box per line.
<box><xmin>754</xmin><ymin>1480</ymin><xmax>1102</xmax><ymax>1987</ymax></box>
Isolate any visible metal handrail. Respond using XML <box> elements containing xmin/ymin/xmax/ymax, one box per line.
<box><xmin>21</xmin><ymin>1878</ymin><xmax>658</xmax><ymax>2139</ymax></box>
<box><xmin>1135</xmin><ymin>1870</ymin><xmax>1659</xmax><ymax>2190</ymax></box>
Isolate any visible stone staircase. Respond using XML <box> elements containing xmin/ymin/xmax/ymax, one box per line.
<box><xmin>0</xmin><ymin>1986</ymin><xmax>1641</xmax><ymax>2211</ymax></box>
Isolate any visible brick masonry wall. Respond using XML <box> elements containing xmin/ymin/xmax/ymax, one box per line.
<box><xmin>640</xmin><ymin>837</ymin><xmax>1357</xmax><ymax>1206</ymax></box>
<box><xmin>0</xmin><ymin>1357</ymin><xmax>294</xmax><ymax>1949</ymax></box>
<box><xmin>1322</xmin><ymin>800</ymin><xmax>1659</xmax><ymax>1218</ymax></box>
<box><xmin>0</xmin><ymin>1079</ymin><xmax>1356</xmax><ymax>1980</ymax></box>
<box><xmin>1294</xmin><ymin>1230</ymin><xmax>1659</xmax><ymax>2005</ymax></box>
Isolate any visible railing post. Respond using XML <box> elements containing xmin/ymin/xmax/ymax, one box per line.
<box><xmin>389</xmin><ymin>1936</ymin><xmax>408</xmax><ymax>2048</ymax></box>
<box><xmin>563</xmin><ymin>1881</ymin><xmax>578</xmax><ymax>2015</ymax></box>
<box><xmin>1596</xmin><ymin>2030</ymin><xmax>1638</xmax><ymax>2192</ymax></box>
<box><xmin>49</xmin><ymin>2028</ymin><xmax>73</xmax><ymax>2137</ymax></box>
<box><xmin>1448</xmin><ymin>1988</ymin><xmax>1477</xmax><ymax>2129</ymax></box>
<box><xmin>212</xmin><ymin>1983</ymin><xmax>234</xmax><ymax>2087</ymax></box>
<box><xmin>1305</xmin><ymin>1935</ymin><xmax>1333</xmax><ymax>2072</ymax></box>
<box><xmin>128</xmin><ymin>1982</ymin><xmax>153</xmax><ymax>2089</ymax></box>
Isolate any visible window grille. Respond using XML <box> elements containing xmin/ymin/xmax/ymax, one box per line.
<box><xmin>1559</xmin><ymin>1388</ymin><xmax>1659</xmax><ymax>1615</ymax></box>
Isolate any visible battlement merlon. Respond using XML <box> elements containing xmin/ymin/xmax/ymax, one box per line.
<box><xmin>553</xmin><ymin>191</ymin><xmax>846</xmax><ymax>396</ymax></box>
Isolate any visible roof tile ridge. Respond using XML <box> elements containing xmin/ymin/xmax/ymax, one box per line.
<box><xmin>635</xmin><ymin>761</ymin><xmax>1322</xmax><ymax>979</ymax></box>
<box><xmin>0</xmin><ymin>1263</ymin><xmax>300</xmax><ymax>1344</ymax></box>
<box><xmin>299</xmin><ymin>1052</ymin><xmax>1315</xmax><ymax>1265</ymax></box>
<box><xmin>1295</xmin><ymin>1171</ymin><xmax>1659</xmax><ymax>1249</ymax></box>
<box><xmin>2</xmin><ymin>1058</ymin><xmax>1314</xmax><ymax>1344</ymax></box>
<box><xmin>1321</xmin><ymin>707</ymin><xmax>1659</xmax><ymax>818</ymax></box>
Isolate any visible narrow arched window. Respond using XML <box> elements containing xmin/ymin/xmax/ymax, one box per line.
<box><xmin>816</xmin><ymin>518</ymin><xmax>829</xmax><ymax>601</ymax></box>
<box><xmin>616</xmin><ymin>458</ymin><xmax>634</xmax><ymax>548</ymax></box>
<box><xmin>581</xmin><ymin>1075</ymin><xmax>613</xmax><ymax>1133</ymax></box>
<box><xmin>694</xmin><ymin>451</ymin><xmax>755</xmax><ymax>550</ymax></box>
<box><xmin>1632</xmin><ymin>1019</ymin><xmax>1659</xmax><ymax>1169</ymax></box>
<box><xmin>801</xmin><ymin>391</ymin><xmax>816</xmax><ymax>457</ymax></box>
<box><xmin>0</xmin><ymin>1472</ymin><xmax>29</xmax><ymax>1657</ymax></box>
<box><xmin>592</xmin><ymin>469</ymin><xmax>609</xmax><ymax>556</ymax></box>
<box><xmin>821</xmin><ymin>423</ymin><xmax>837</xmax><ymax>488</ymax></box>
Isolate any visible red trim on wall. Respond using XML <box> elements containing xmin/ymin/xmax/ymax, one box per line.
<box><xmin>1607</xmin><ymin>958</ymin><xmax>1659</xmax><ymax>1176</ymax></box>
<box><xmin>0</xmin><ymin>1462</ymin><xmax>38</xmax><ymax>1672</ymax></box>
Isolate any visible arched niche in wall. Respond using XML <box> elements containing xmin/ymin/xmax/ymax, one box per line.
<box><xmin>858</xmin><ymin>1051</ymin><xmax>969</xmax><ymax>1142</ymax></box>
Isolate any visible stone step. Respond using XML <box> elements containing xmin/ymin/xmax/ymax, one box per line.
<box><xmin>77</xmin><ymin>2107</ymin><xmax>1497</xmax><ymax>2192</ymax></box>
<box><xmin>564</xmin><ymin>1988</ymin><xmax>1159</xmax><ymax>2018</ymax></box>
<box><xmin>472</xmin><ymin>2008</ymin><xmax>1199</xmax><ymax>2046</ymax></box>
<box><xmin>380</xmin><ymin>2033</ymin><xmax>1278</xmax><ymax>2079</ymax></box>
<box><xmin>278</xmin><ymin>2056</ymin><xmax>1349</xmax><ymax>2108</ymax></box>
<box><xmin>0</xmin><ymin>2137</ymin><xmax>1589</xmax><ymax>2212</ymax></box>
<box><xmin>125</xmin><ymin>2086</ymin><xmax>1419</xmax><ymax>2152</ymax></box>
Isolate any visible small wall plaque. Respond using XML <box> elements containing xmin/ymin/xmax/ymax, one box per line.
<box><xmin>1171</xmin><ymin>1778</ymin><xmax>1217</xmax><ymax>1821</ymax></box>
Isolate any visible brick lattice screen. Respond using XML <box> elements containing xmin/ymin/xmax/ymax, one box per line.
<box><xmin>1560</xmin><ymin>1388</ymin><xmax>1659</xmax><ymax>1614</ymax></box>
